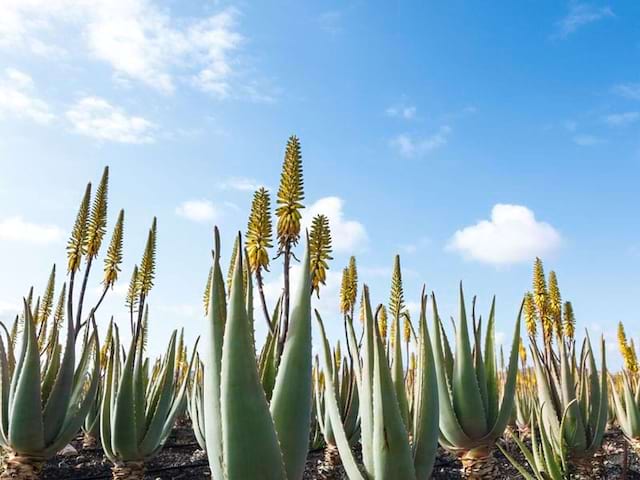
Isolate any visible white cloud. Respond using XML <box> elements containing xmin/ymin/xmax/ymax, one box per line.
<box><xmin>0</xmin><ymin>216</ymin><xmax>64</xmax><ymax>244</ymax></box>
<box><xmin>218</xmin><ymin>177</ymin><xmax>266</xmax><ymax>192</ymax></box>
<box><xmin>603</xmin><ymin>111</ymin><xmax>639</xmax><ymax>126</ymax></box>
<box><xmin>390</xmin><ymin>126</ymin><xmax>451</xmax><ymax>158</ymax></box>
<box><xmin>176</xmin><ymin>199</ymin><xmax>220</xmax><ymax>223</ymax></box>
<box><xmin>386</xmin><ymin>104</ymin><xmax>417</xmax><ymax>120</ymax></box>
<box><xmin>447</xmin><ymin>204</ymin><xmax>562</xmax><ymax>266</ymax></box>
<box><xmin>554</xmin><ymin>3</ymin><xmax>613</xmax><ymax>38</ymax></box>
<box><xmin>613</xmin><ymin>83</ymin><xmax>640</xmax><ymax>101</ymax></box>
<box><xmin>302</xmin><ymin>197</ymin><xmax>368</xmax><ymax>252</ymax></box>
<box><xmin>66</xmin><ymin>96</ymin><xmax>155</xmax><ymax>143</ymax></box>
<box><xmin>572</xmin><ymin>134</ymin><xmax>603</xmax><ymax>146</ymax></box>
<box><xmin>0</xmin><ymin>2</ymin><xmax>247</xmax><ymax>98</ymax></box>
<box><xmin>0</xmin><ymin>68</ymin><xmax>55</xmax><ymax>124</ymax></box>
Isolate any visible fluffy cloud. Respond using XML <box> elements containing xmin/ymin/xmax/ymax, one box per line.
<box><xmin>0</xmin><ymin>216</ymin><xmax>64</xmax><ymax>244</ymax></box>
<box><xmin>175</xmin><ymin>199</ymin><xmax>219</xmax><ymax>223</ymax></box>
<box><xmin>554</xmin><ymin>3</ymin><xmax>613</xmax><ymax>38</ymax></box>
<box><xmin>302</xmin><ymin>197</ymin><xmax>367</xmax><ymax>252</ymax></box>
<box><xmin>447</xmin><ymin>204</ymin><xmax>562</xmax><ymax>265</ymax></box>
<box><xmin>0</xmin><ymin>68</ymin><xmax>55</xmax><ymax>124</ymax></box>
<box><xmin>390</xmin><ymin>126</ymin><xmax>451</xmax><ymax>158</ymax></box>
<box><xmin>603</xmin><ymin>112</ymin><xmax>639</xmax><ymax>127</ymax></box>
<box><xmin>66</xmin><ymin>96</ymin><xmax>155</xmax><ymax>143</ymax></box>
<box><xmin>0</xmin><ymin>1</ymin><xmax>245</xmax><ymax>97</ymax></box>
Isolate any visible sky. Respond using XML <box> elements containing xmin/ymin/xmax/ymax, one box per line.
<box><xmin>0</xmin><ymin>0</ymin><xmax>639</xmax><ymax>369</ymax></box>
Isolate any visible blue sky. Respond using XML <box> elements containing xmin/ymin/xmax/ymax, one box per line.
<box><xmin>0</xmin><ymin>1</ymin><xmax>638</xmax><ymax>368</ymax></box>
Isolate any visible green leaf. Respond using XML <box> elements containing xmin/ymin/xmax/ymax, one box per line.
<box><xmin>203</xmin><ymin>228</ymin><xmax>227</xmax><ymax>479</ymax></box>
<box><xmin>315</xmin><ymin>311</ymin><xmax>366</xmax><ymax>480</ymax></box>
<box><xmin>270</xmin><ymin>237</ymin><xmax>313</xmax><ymax>480</ymax></box>
<box><xmin>451</xmin><ymin>284</ymin><xmax>488</xmax><ymax>439</ymax></box>
<box><xmin>8</xmin><ymin>301</ymin><xmax>45</xmax><ymax>455</ymax></box>
<box><xmin>220</xmin><ymin>236</ymin><xmax>285</xmax><ymax>479</ymax></box>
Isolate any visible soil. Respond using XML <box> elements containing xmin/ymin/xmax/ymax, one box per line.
<box><xmin>40</xmin><ymin>423</ymin><xmax>640</xmax><ymax>479</ymax></box>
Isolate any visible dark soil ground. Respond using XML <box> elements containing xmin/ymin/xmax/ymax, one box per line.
<box><xmin>41</xmin><ymin>423</ymin><xmax>640</xmax><ymax>479</ymax></box>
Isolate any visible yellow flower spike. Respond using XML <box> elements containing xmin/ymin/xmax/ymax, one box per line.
<box><xmin>339</xmin><ymin>267</ymin><xmax>352</xmax><ymax>315</ymax></box>
<box><xmin>309</xmin><ymin>214</ymin><xmax>333</xmax><ymax>297</ymax></box>
<box><xmin>103</xmin><ymin>209</ymin><xmax>124</xmax><ymax>288</ymax></box>
<box><xmin>403</xmin><ymin>312</ymin><xmax>412</xmax><ymax>345</ymax></box>
<box><xmin>125</xmin><ymin>265</ymin><xmax>140</xmax><ymax>313</ymax></box>
<box><xmin>548</xmin><ymin>271</ymin><xmax>562</xmax><ymax>339</ymax></box>
<box><xmin>377</xmin><ymin>304</ymin><xmax>388</xmax><ymax>343</ymax></box>
<box><xmin>532</xmin><ymin>258</ymin><xmax>552</xmax><ymax>345</ymax></box>
<box><xmin>203</xmin><ymin>267</ymin><xmax>213</xmax><ymax>316</ymax></box>
<box><xmin>563</xmin><ymin>301</ymin><xmax>575</xmax><ymax>341</ymax></box>
<box><xmin>276</xmin><ymin>135</ymin><xmax>305</xmax><ymax>248</ymax></box>
<box><xmin>347</xmin><ymin>256</ymin><xmax>358</xmax><ymax>310</ymax></box>
<box><xmin>246</xmin><ymin>187</ymin><xmax>273</xmax><ymax>273</ymax></box>
<box><xmin>85</xmin><ymin>166</ymin><xmax>109</xmax><ymax>260</ymax></box>
<box><xmin>618</xmin><ymin>322</ymin><xmax>638</xmax><ymax>373</ymax></box>
<box><xmin>389</xmin><ymin>255</ymin><xmax>405</xmax><ymax>321</ymax></box>
<box><xmin>37</xmin><ymin>264</ymin><xmax>56</xmax><ymax>327</ymax></box>
<box><xmin>523</xmin><ymin>292</ymin><xmax>537</xmax><ymax>339</ymax></box>
<box><xmin>518</xmin><ymin>338</ymin><xmax>527</xmax><ymax>368</ymax></box>
<box><xmin>137</xmin><ymin>217</ymin><xmax>157</xmax><ymax>297</ymax></box>
<box><xmin>67</xmin><ymin>182</ymin><xmax>92</xmax><ymax>273</ymax></box>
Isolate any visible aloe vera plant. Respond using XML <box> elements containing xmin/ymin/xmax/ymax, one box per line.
<box><xmin>100</xmin><ymin>320</ymin><xmax>195</xmax><ymax>479</ymax></box>
<box><xmin>203</xmin><ymin>229</ymin><xmax>312</xmax><ymax>480</ymax></box>
<box><xmin>316</xmin><ymin>285</ymin><xmax>439</xmax><ymax>480</ymax></box>
<box><xmin>498</xmin><ymin>407</ymin><xmax>569</xmax><ymax>480</ymax></box>
<box><xmin>431</xmin><ymin>286</ymin><xmax>521</xmax><ymax>477</ymax></box>
<box><xmin>313</xmin><ymin>344</ymin><xmax>360</xmax><ymax>476</ymax></box>
<box><xmin>0</xmin><ymin>300</ymin><xmax>100</xmax><ymax>479</ymax></box>
<box><xmin>526</xmin><ymin>260</ymin><xmax>607</xmax><ymax>476</ymax></box>
<box><xmin>610</xmin><ymin>322</ymin><xmax>640</xmax><ymax>452</ymax></box>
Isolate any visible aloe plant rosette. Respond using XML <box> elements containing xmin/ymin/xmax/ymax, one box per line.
<box><xmin>0</xmin><ymin>301</ymin><xmax>100</xmax><ymax>480</ymax></box>
<box><xmin>203</xmin><ymin>229</ymin><xmax>312</xmax><ymax>480</ymax></box>
<box><xmin>315</xmin><ymin>286</ymin><xmax>439</xmax><ymax>480</ymax></box>
<box><xmin>432</xmin><ymin>287</ymin><xmax>521</xmax><ymax>478</ymax></box>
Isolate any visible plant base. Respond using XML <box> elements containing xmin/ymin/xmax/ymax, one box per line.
<box><xmin>569</xmin><ymin>452</ymin><xmax>601</xmax><ymax>478</ymax></box>
<box><xmin>112</xmin><ymin>461</ymin><xmax>145</xmax><ymax>480</ymax></box>
<box><xmin>460</xmin><ymin>447</ymin><xmax>499</xmax><ymax>479</ymax></box>
<box><xmin>318</xmin><ymin>444</ymin><xmax>341</xmax><ymax>479</ymax></box>
<box><xmin>82</xmin><ymin>432</ymin><xmax>99</xmax><ymax>450</ymax></box>
<box><xmin>0</xmin><ymin>454</ymin><xmax>44</xmax><ymax>480</ymax></box>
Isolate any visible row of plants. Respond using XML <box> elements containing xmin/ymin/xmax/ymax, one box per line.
<box><xmin>0</xmin><ymin>139</ymin><xmax>634</xmax><ymax>480</ymax></box>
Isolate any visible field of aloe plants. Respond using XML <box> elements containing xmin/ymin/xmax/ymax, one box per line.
<box><xmin>2</xmin><ymin>137</ymin><xmax>639</xmax><ymax>480</ymax></box>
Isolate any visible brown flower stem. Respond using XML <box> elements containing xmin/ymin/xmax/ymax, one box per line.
<box><xmin>277</xmin><ymin>243</ymin><xmax>292</xmax><ymax>361</ymax></box>
<box><xmin>256</xmin><ymin>268</ymin><xmax>274</xmax><ymax>334</ymax></box>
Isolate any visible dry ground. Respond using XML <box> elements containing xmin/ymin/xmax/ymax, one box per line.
<box><xmin>41</xmin><ymin>423</ymin><xmax>640</xmax><ymax>479</ymax></box>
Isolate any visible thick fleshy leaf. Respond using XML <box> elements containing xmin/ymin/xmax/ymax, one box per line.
<box><xmin>203</xmin><ymin>228</ymin><xmax>227</xmax><ymax>479</ymax></box>
<box><xmin>315</xmin><ymin>311</ymin><xmax>366</xmax><ymax>480</ymax></box>
<box><xmin>411</xmin><ymin>292</ymin><xmax>439</xmax><ymax>480</ymax></box>
<box><xmin>8</xmin><ymin>301</ymin><xmax>45</xmax><ymax>454</ymax></box>
<box><xmin>270</xmin><ymin>238</ymin><xmax>313</xmax><ymax>480</ymax></box>
<box><xmin>42</xmin><ymin>306</ymin><xmax>76</xmax><ymax>445</ymax></box>
<box><xmin>359</xmin><ymin>286</ymin><xmax>376</xmax><ymax>474</ymax></box>
<box><xmin>371</xmin><ymin>303</ymin><xmax>415</xmax><ymax>480</ymax></box>
<box><xmin>112</xmin><ymin>325</ymin><xmax>140</xmax><ymax>460</ymax></box>
<box><xmin>451</xmin><ymin>284</ymin><xmax>487</xmax><ymax>439</ymax></box>
<box><xmin>220</xmin><ymin>237</ymin><xmax>285</xmax><ymax>479</ymax></box>
<box><xmin>430</xmin><ymin>295</ymin><xmax>473</xmax><ymax>450</ymax></box>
